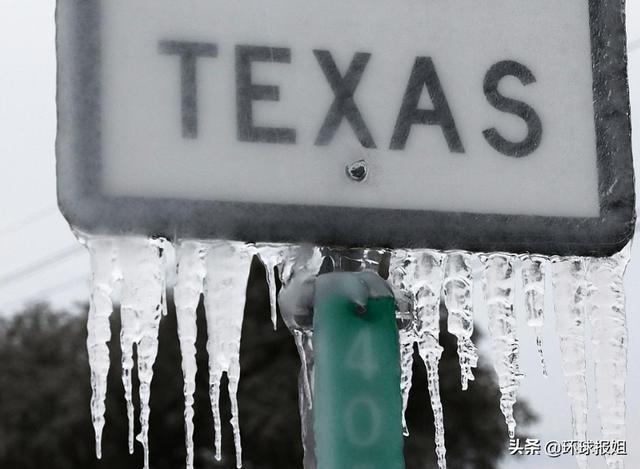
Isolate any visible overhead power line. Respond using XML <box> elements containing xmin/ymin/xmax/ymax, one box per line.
<box><xmin>0</xmin><ymin>205</ymin><xmax>58</xmax><ymax>239</ymax></box>
<box><xmin>1</xmin><ymin>274</ymin><xmax>89</xmax><ymax>313</ymax></box>
<box><xmin>29</xmin><ymin>275</ymin><xmax>88</xmax><ymax>299</ymax></box>
<box><xmin>0</xmin><ymin>245</ymin><xmax>84</xmax><ymax>291</ymax></box>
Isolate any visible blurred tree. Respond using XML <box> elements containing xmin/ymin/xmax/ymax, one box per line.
<box><xmin>0</xmin><ymin>257</ymin><xmax>535</xmax><ymax>469</ymax></box>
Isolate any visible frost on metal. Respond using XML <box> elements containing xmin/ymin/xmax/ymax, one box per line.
<box><xmin>481</xmin><ymin>253</ymin><xmax>522</xmax><ymax>439</ymax></box>
<box><xmin>390</xmin><ymin>249</ymin><xmax>447</xmax><ymax>469</ymax></box>
<box><xmin>81</xmin><ymin>234</ymin><xmax>632</xmax><ymax>469</ymax></box>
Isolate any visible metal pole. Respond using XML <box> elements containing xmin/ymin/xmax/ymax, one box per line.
<box><xmin>313</xmin><ymin>272</ymin><xmax>405</xmax><ymax>469</ymax></box>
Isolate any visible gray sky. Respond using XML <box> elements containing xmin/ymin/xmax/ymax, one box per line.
<box><xmin>0</xmin><ymin>1</ymin><xmax>639</xmax><ymax>468</ymax></box>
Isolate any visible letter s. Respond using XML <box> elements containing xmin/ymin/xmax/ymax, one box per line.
<box><xmin>483</xmin><ymin>60</ymin><xmax>542</xmax><ymax>158</ymax></box>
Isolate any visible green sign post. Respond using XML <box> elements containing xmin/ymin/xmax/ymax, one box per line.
<box><xmin>313</xmin><ymin>272</ymin><xmax>405</xmax><ymax>469</ymax></box>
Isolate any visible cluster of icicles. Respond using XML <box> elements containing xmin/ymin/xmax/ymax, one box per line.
<box><xmin>83</xmin><ymin>235</ymin><xmax>630</xmax><ymax>469</ymax></box>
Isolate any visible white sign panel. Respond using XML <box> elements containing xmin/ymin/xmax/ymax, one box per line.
<box><xmin>56</xmin><ymin>0</ymin><xmax>634</xmax><ymax>256</ymax></box>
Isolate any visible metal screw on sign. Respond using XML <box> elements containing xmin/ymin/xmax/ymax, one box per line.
<box><xmin>346</xmin><ymin>160</ymin><xmax>368</xmax><ymax>182</ymax></box>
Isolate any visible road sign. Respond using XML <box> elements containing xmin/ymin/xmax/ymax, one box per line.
<box><xmin>56</xmin><ymin>0</ymin><xmax>635</xmax><ymax>256</ymax></box>
<box><xmin>313</xmin><ymin>273</ymin><xmax>404</xmax><ymax>469</ymax></box>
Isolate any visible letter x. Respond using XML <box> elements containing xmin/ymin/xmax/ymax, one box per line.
<box><xmin>314</xmin><ymin>50</ymin><xmax>376</xmax><ymax>148</ymax></box>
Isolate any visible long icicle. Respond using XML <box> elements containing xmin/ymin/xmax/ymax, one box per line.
<box><xmin>389</xmin><ymin>251</ymin><xmax>418</xmax><ymax>437</ymax></box>
<box><xmin>174</xmin><ymin>241</ymin><xmax>208</xmax><ymax>469</ymax></box>
<box><xmin>203</xmin><ymin>241</ymin><xmax>254</xmax><ymax>468</ymax></box>
<box><xmin>442</xmin><ymin>252</ymin><xmax>478</xmax><ymax>390</ymax></box>
<box><xmin>552</xmin><ymin>257</ymin><xmax>589</xmax><ymax>469</ymax></box>
<box><xmin>119</xmin><ymin>238</ymin><xmax>167</xmax><ymax>469</ymax></box>
<box><xmin>390</xmin><ymin>249</ymin><xmax>447</xmax><ymax>469</ymax></box>
<box><xmin>398</xmin><ymin>340</ymin><xmax>415</xmax><ymax>436</ymax></box>
<box><xmin>292</xmin><ymin>330</ymin><xmax>313</xmax><ymax>409</ymax></box>
<box><xmin>481</xmin><ymin>253</ymin><xmax>522</xmax><ymax>438</ymax></box>
<box><xmin>278</xmin><ymin>245</ymin><xmax>324</xmax><ymax>469</ymax></box>
<box><xmin>586</xmin><ymin>246</ymin><xmax>630</xmax><ymax>469</ymax></box>
<box><xmin>119</xmin><ymin>246</ymin><xmax>141</xmax><ymax>455</ymax></box>
<box><xmin>414</xmin><ymin>251</ymin><xmax>446</xmax><ymax>469</ymax></box>
<box><xmin>521</xmin><ymin>255</ymin><xmax>548</xmax><ymax>377</ymax></box>
<box><xmin>86</xmin><ymin>238</ymin><xmax>119</xmax><ymax>459</ymax></box>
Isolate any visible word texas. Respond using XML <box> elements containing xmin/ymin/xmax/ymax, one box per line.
<box><xmin>160</xmin><ymin>41</ymin><xmax>543</xmax><ymax>158</ymax></box>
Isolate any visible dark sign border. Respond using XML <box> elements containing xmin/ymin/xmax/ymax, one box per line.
<box><xmin>56</xmin><ymin>0</ymin><xmax>635</xmax><ymax>257</ymax></box>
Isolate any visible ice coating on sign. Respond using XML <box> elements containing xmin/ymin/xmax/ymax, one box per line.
<box><xmin>174</xmin><ymin>242</ymin><xmax>207</xmax><ymax>469</ymax></box>
<box><xmin>77</xmin><ymin>234</ymin><xmax>632</xmax><ymax>469</ymax></box>
<box><xmin>520</xmin><ymin>255</ymin><xmax>548</xmax><ymax>377</ymax></box>
<box><xmin>442</xmin><ymin>252</ymin><xmax>478</xmax><ymax>390</ymax></box>
<box><xmin>586</xmin><ymin>246</ymin><xmax>630</xmax><ymax>469</ymax></box>
<box><xmin>390</xmin><ymin>249</ymin><xmax>447</xmax><ymax>469</ymax></box>
<box><xmin>481</xmin><ymin>254</ymin><xmax>522</xmax><ymax>438</ymax></box>
<box><xmin>323</xmin><ymin>247</ymin><xmax>387</xmax><ymax>273</ymax></box>
<box><xmin>118</xmin><ymin>238</ymin><xmax>167</xmax><ymax>469</ymax></box>
<box><xmin>85</xmin><ymin>238</ymin><xmax>120</xmax><ymax>459</ymax></box>
<box><xmin>203</xmin><ymin>241</ymin><xmax>254</xmax><ymax>468</ymax></box>
<box><xmin>256</xmin><ymin>244</ymin><xmax>289</xmax><ymax>329</ymax></box>
<box><xmin>552</xmin><ymin>257</ymin><xmax>589</xmax><ymax>469</ymax></box>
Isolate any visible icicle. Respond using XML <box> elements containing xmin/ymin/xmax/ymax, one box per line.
<box><xmin>390</xmin><ymin>249</ymin><xmax>447</xmax><ymax>469</ymax></box>
<box><xmin>398</xmin><ymin>340</ymin><xmax>414</xmax><ymax>436</ymax></box>
<box><xmin>278</xmin><ymin>245</ymin><xmax>327</xmax><ymax>469</ymax></box>
<box><xmin>121</xmin><ymin>240</ymin><xmax>166</xmax><ymax>464</ymax></box>
<box><xmin>118</xmin><ymin>238</ymin><xmax>167</xmax><ymax>469</ymax></box>
<box><xmin>118</xmin><ymin>243</ymin><xmax>141</xmax><ymax>455</ymax></box>
<box><xmin>85</xmin><ymin>238</ymin><xmax>119</xmax><ymax>459</ymax></box>
<box><xmin>389</xmin><ymin>251</ymin><xmax>417</xmax><ymax>437</ymax></box>
<box><xmin>392</xmin><ymin>282</ymin><xmax>416</xmax><ymax>437</ymax></box>
<box><xmin>120</xmin><ymin>299</ymin><xmax>138</xmax><ymax>454</ymax></box>
<box><xmin>442</xmin><ymin>252</ymin><xmax>478</xmax><ymax>390</ymax></box>
<box><xmin>291</xmin><ymin>330</ymin><xmax>312</xmax><ymax>409</ymax></box>
<box><xmin>586</xmin><ymin>246</ymin><xmax>630</xmax><ymax>469</ymax></box>
<box><xmin>552</xmin><ymin>257</ymin><xmax>589</xmax><ymax>469</ymax></box>
<box><xmin>413</xmin><ymin>252</ymin><xmax>447</xmax><ymax>469</ymax></box>
<box><xmin>521</xmin><ymin>255</ymin><xmax>548</xmax><ymax>377</ymax></box>
<box><xmin>203</xmin><ymin>241</ymin><xmax>254</xmax><ymax>468</ymax></box>
<box><xmin>256</xmin><ymin>244</ymin><xmax>288</xmax><ymax>330</ymax></box>
<box><xmin>174</xmin><ymin>242</ymin><xmax>208</xmax><ymax>469</ymax></box>
<box><xmin>293</xmin><ymin>328</ymin><xmax>316</xmax><ymax>469</ymax></box>
<box><xmin>481</xmin><ymin>253</ymin><xmax>522</xmax><ymax>438</ymax></box>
